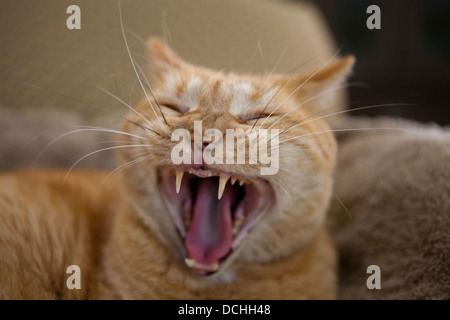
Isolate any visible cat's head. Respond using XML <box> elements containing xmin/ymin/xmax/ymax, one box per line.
<box><xmin>118</xmin><ymin>38</ymin><xmax>354</xmax><ymax>278</ymax></box>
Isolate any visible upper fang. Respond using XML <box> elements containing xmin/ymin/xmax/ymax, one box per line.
<box><xmin>218</xmin><ymin>177</ymin><xmax>229</xmax><ymax>200</ymax></box>
<box><xmin>176</xmin><ymin>171</ymin><xmax>184</xmax><ymax>194</ymax></box>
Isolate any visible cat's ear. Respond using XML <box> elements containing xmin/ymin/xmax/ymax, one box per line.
<box><xmin>277</xmin><ymin>55</ymin><xmax>355</xmax><ymax>112</ymax></box>
<box><xmin>146</xmin><ymin>37</ymin><xmax>187</xmax><ymax>80</ymax></box>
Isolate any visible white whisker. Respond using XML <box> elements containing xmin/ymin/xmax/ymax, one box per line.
<box><xmin>74</xmin><ymin>126</ymin><xmax>146</xmax><ymax>139</ymax></box>
<box><xmin>250</xmin><ymin>50</ymin><xmax>339</xmax><ymax>133</ymax></box>
<box><xmin>118</xmin><ymin>0</ymin><xmax>163</xmax><ymax>123</ymax></box>
<box><xmin>257</xmin><ymin>40</ymin><xmax>267</xmax><ymax>73</ymax></box>
<box><xmin>278</xmin><ymin>167</ymin><xmax>352</xmax><ymax>218</ymax></box>
<box><xmin>133</xmin><ymin>60</ymin><xmax>166</xmax><ymax>118</ymax></box>
<box><xmin>63</xmin><ymin>144</ymin><xmax>154</xmax><ymax>184</ymax></box>
<box><xmin>128</xmin><ymin>63</ymin><xmax>144</xmax><ymax>106</ymax></box>
<box><xmin>96</xmin><ymin>85</ymin><xmax>155</xmax><ymax>127</ymax></box>
<box><xmin>257</xmin><ymin>48</ymin><xmax>343</xmax><ymax>131</ymax></box>
<box><xmin>271</xmin><ymin>179</ymin><xmax>291</xmax><ymax>198</ymax></box>
<box><xmin>275</xmin><ymin>103</ymin><xmax>415</xmax><ymax>141</ymax></box>
<box><xmin>162</xmin><ymin>8</ymin><xmax>175</xmax><ymax>48</ymax></box>
<box><xmin>250</xmin><ymin>82</ymin><xmax>361</xmax><ymax>145</ymax></box>
<box><xmin>85</xmin><ymin>139</ymin><xmax>140</xmax><ymax>147</ymax></box>
<box><xmin>101</xmin><ymin>153</ymin><xmax>153</xmax><ymax>187</ymax></box>
<box><xmin>279</xmin><ymin>127</ymin><xmax>405</xmax><ymax>144</ymax></box>
<box><xmin>267</xmin><ymin>82</ymin><xmax>363</xmax><ymax>132</ymax></box>
<box><xmin>258</xmin><ymin>46</ymin><xmax>289</xmax><ymax>90</ymax></box>
<box><xmin>125</xmin><ymin>31</ymin><xmax>169</xmax><ymax>125</ymax></box>
<box><xmin>272</xmin><ymin>145</ymin><xmax>336</xmax><ymax>154</ymax></box>
<box><xmin>33</xmin><ymin>127</ymin><xmax>146</xmax><ymax>163</ymax></box>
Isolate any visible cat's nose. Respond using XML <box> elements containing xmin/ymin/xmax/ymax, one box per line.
<box><xmin>200</xmin><ymin>128</ymin><xmax>222</xmax><ymax>150</ymax></box>
<box><xmin>189</xmin><ymin>132</ymin><xmax>212</xmax><ymax>150</ymax></box>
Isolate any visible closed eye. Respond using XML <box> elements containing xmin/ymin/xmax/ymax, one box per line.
<box><xmin>243</xmin><ymin>113</ymin><xmax>270</xmax><ymax>122</ymax></box>
<box><xmin>162</xmin><ymin>103</ymin><xmax>187</xmax><ymax>115</ymax></box>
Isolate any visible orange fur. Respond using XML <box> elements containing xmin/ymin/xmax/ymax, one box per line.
<box><xmin>0</xmin><ymin>38</ymin><xmax>353</xmax><ymax>299</ymax></box>
<box><xmin>0</xmin><ymin>170</ymin><xmax>120</xmax><ymax>299</ymax></box>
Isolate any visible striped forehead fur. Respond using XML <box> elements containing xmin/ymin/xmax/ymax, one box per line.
<box><xmin>163</xmin><ymin>71</ymin><xmax>274</xmax><ymax>115</ymax></box>
<box><xmin>179</xmin><ymin>76</ymin><xmax>202</xmax><ymax>108</ymax></box>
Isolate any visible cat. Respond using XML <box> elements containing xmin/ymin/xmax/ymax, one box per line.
<box><xmin>0</xmin><ymin>38</ymin><xmax>354</xmax><ymax>299</ymax></box>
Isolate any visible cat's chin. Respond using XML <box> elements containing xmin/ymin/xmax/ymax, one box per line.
<box><xmin>158</xmin><ymin>165</ymin><xmax>275</xmax><ymax>276</ymax></box>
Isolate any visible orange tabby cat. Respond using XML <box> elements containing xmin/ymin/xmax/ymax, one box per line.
<box><xmin>0</xmin><ymin>38</ymin><xmax>353</xmax><ymax>299</ymax></box>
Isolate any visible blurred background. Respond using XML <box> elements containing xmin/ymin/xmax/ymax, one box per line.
<box><xmin>314</xmin><ymin>0</ymin><xmax>450</xmax><ymax>125</ymax></box>
<box><xmin>0</xmin><ymin>0</ymin><xmax>449</xmax><ymax>170</ymax></box>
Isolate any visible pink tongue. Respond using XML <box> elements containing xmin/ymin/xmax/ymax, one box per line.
<box><xmin>185</xmin><ymin>179</ymin><xmax>233</xmax><ymax>265</ymax></box>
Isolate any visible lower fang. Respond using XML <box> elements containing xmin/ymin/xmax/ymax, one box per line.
<box><xmin>185</xmin><ymin>258</ymin><xmax>219</xmax><ymax>272</ymax></box>
<box><xmin>232</xmin><ymin>215</ymin><xmax>244</xmax><ymax>236</ymax></box>
<box><xmin>218</xmin><ymin>176</ymin><xmax>229</xmax><ymax>200</ymax></box>
<box><xmin>232</xmin><ymin>207</ymin><xmax>245</xmax><ymax>236</ymax></box>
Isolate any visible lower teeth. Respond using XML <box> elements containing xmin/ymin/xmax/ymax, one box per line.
<box><xmin>232</xmin><ymin>216</ymin><xmax>244</xmax><ymax>236</ymax></box>
<box><xmin>185</xmin><ymin>258</ymin><xmax>219</xmax><ymax>272</ymax></box>
<box><xmin>232</xmin><ymin>206</ymin><xmax>245</xmax><ymax>236</ymax></box>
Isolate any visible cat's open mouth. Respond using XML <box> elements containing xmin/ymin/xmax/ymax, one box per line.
<box><xmin>159</xmin><ymin>165</ymin><xmax>274</xmax><ymax>276</ymax></box>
